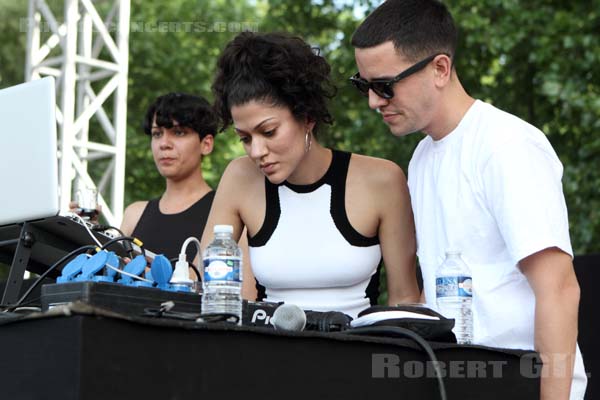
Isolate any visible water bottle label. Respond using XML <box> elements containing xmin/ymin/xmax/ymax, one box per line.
<box><xmin>436</xmin><ymin>276</ymin><xmax>472</xmax><ymax>298</ymax></box>
<box><xmin>203</xmin><ymin>256</ymin><xmax>241</xmax><ymax>282</ymax></box>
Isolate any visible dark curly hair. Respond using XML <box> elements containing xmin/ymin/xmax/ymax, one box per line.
<box><xmin>143</xmin><ymin>92</ymin><xmax>218</xmax><ymax>139</ymax></box>
<box><xmin>212</xmin><ymin>32</ymin><xmax>336</xmax><ymax>136</ymax></box>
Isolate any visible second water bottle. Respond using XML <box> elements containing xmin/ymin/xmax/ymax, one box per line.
<box><xmin>435</xmin><ymin>250</ymin><xmax>473</xmax><ymax>344</ymax></box>
<box><xmin>201</xmin><ymin>224</ymin><xmax>243</xmax><ymax>324</ymax></box>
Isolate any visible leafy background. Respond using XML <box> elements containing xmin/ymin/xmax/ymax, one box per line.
<box><xmin>1</xmin><ymin>1</ymin><xmax>598</xmax><ymax>288</ymax></box>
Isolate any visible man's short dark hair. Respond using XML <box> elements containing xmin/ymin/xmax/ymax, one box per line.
<box><xmin>142</xmin><ymin>92</ymin><xmax>218</xmax><ymax>139</ymax></box>
<box><xmin>351</xmin><ymin>0</ymin><xmax>458</xmax><ymax>61</ymax></box>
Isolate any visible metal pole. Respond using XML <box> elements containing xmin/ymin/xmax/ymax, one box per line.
<box><xmin>24</xmin><ymin>0</ymin><xmax>130</xmax><ymax>228</ymax></box>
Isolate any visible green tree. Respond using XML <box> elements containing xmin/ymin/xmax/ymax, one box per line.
<box><xmin>124</xmin><ymin>0</ymin><xmax>261</xmax><ymax>204</ymax></box>
<box><xmin>447</xmin><ymin>0</ymin><xmax>600</xmax><ymax>254</ymax></box>
<box><xmin>0</xmin><ymin>0</ymin><xmax>28</xmax><ymax>87</ymax></box>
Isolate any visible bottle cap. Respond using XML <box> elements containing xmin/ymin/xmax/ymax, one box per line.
<box><xmin>214</xmin><ymin>224</ymin><xmax>234</xmax><ymax>234</ymax></box>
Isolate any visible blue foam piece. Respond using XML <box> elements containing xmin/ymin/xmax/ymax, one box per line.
<box><xmin>57</xmin><ymin>254</ymin><xmax>88</xmax><ymax>283</ymax></box>
<box><xmin>104</xmin><ymin>252</ymin><xmax>119</xmax><ymax>278</ymax></box>
<box><xmin>117</xmin><ymin>255</ymin><xmax>147</xmax><ymax>285</ymax></box>
<box><xmin>131</xmin><ymin>269</ymin><xmax>156</xmax><ymax>288</ymax></box>
<box><xmin>133</xmin><ymin>281</ymin><xmax>154</xmax><ymax>288</ymax></box>
<box><xmin>92</xmin><ymin>275</ymin><xmax>114</xmax><ymax>283</ymax></box>
<box><xmin>75</xmin><ymin>251</ymin><xmax>109</xmax><ymax>281</ymax></box>
<box><xmin>151</xmin><ymin>255</ymin><xmax>173</xmax><ymax>290</ymax></box>
<box><xmin>74</xmin><ymin>251</ymin><xmax>119</xmax><ymax>282</ymax></box>
<box><xmin>170</xmin><ymin>285</ymin><xmax>192</xmax><ymax>293</ymax></box>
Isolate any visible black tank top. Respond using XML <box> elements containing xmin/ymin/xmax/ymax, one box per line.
<box><xmin>131</xmin><ymin>191</ymin><xmax>215</xmax><ymax>260</ymax></box>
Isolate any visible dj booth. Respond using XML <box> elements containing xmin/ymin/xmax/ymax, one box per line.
<box><xmin>4</xmin><ymin>216</ymin><xmax>597</xmax><ymax>399</ymax></box>
<box><xmin>1</xmin><ymin>216</ymin><xmax>542</xmax><ymax>399</ymax></box>
<box><xmin>0</xmin><ymin>303</ymin><xmax>540</xmax><ymax>400</ymax></box>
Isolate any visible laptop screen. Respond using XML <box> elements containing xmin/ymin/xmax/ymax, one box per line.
<box><xmin>0</xmin><ymin>77</ymin><xmax>59</xmax><ymax>226</ymax></box>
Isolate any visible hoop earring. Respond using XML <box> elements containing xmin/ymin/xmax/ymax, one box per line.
<box><xmin>304</xmin><ymin>130</ymin><xmax>312</xmax><ymax>153</ymax></box>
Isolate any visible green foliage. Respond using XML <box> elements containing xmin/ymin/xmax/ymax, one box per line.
<box><xmin>124</xmin><ymin>0</ymin><xmax>259</xmax><ymax>204</ymax></box>
<box><xmin>448</xmin><ymin>0</ymin><xmax>600</xmax><ymax>253</ymax></box>
<box><xmin>0</xmin><ymin>0</ymin><xmax>27</xmax><ymax>87</ymax></box>
<box><xmin>0</xmin><ymin>0</ymin><xmax>598</xmax><ymax>273</ymax></box>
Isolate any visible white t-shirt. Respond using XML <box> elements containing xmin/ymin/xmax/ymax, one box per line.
<box><xmin>408</xmin><ymin>100</ymin><xmax>586</xmax><ymax>399</ymax></box>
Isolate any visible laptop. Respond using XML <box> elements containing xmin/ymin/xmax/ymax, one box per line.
<box><xmin>0</xmin><ymin>77</ymin><xmax>59</xmax><ymax>226</ymax></box>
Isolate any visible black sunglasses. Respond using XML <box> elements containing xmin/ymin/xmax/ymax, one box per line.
<box><xmin>350</xmin><ymin>53</ymin><xmax>447</xmax><ymax>99</ymax></box>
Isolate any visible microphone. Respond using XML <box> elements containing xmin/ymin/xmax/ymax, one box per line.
<box><xmin>270</xmin><ymin>303</ymin><xmax>307</xmax><ymax>331</ymax></box>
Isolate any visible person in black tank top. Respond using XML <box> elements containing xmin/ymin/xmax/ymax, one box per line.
<box><xmin>121</xmin><ymin>93</ymin><xmax>218</xmax><ymax>260</ymax></box>
<box><xmin>132</xmin><ymin>192</ymin><xmax>214</xmax><ymax>260</ymax></box>
<box><xmin>205</xmin><ymin>32</ymin><xmax>420</xmax><ymax>311</ymax></box>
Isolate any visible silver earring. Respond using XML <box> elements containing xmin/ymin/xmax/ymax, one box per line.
<box><xmin>304</xmin><ymin>130</ymin><xmax>312</xmax><ymax>153</ymax></box>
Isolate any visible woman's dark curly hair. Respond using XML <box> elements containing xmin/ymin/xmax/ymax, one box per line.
<box><xmin>143</xmin><ymin>92</ymin><xmax>218</xmax><ymax>139</ymax></box>
<box><xmin>212</xmin><ymin>32</ymin><xmax>336</xmax><ymax>136</ymax></box>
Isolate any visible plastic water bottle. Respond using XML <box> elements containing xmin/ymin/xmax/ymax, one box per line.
<box><xmin>435</xmin><ymin>250</ymin><xmax>473</xmax><ymax>344</ymax></box>
<box><xmin>201</xmin><ymin>225</ymin><xmax>242</xmax><ymax>324</ymax></box>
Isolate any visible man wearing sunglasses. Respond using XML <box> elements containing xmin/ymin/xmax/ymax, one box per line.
<box><xmin>351</xmin><ymin>1</ymin><xmax>586</xmax><ymax>399</ymax></box>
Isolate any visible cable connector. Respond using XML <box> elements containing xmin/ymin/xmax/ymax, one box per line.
<box><xmin>171</xmin><ymin>253</ymin><xmax>193</xmax><ymax>288</ymax></box>
<box><xmin>169</xmin><ymin>236</ymin><xmax>202</xmax><ymax>293</ymax></box>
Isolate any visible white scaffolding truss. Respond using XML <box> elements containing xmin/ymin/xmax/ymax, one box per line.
<box><xmin>24</xmin><ymin>0</ymin><xmax>130</xmax><ymax>227</ymax></box>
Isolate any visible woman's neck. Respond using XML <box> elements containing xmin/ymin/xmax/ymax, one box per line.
<box><xmin>286</xmin><ymin>142</ymin><xmax>332</xmax><ymax>185</ymax></box>
<box><xmin>160</xmin><ymin>169</ymin><xmax>211</xmax><ymax>214</ymax></box>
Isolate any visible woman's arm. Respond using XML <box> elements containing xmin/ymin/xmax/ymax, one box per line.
<box><xmin>239</xmin><ymin>230</ymin><xmax>258</xmax><ymax>301</ymax></box>
<box><xmin>201</xmin><ymin>159</ymin><xmax>249</xmax><ymax>246</ymax></box>
<box><xmin>372</xmin><ymin>160</ymin><xmax>420</xmax><ymax>305</ymax></box>
<box><xmin>200</xmin><ymin>157</ymin><xmax>259</xmax><ymax>301</ymax></box>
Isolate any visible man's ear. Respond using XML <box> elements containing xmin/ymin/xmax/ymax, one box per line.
<box><xmin>200</xmin><ymin>134</ymin><xmax>214</xmax><ymax>156</ymax></box>
<box><xmin>433</xmin><ymin>54</ymin><xmax>453</xmax><ymax>87</ymax></box>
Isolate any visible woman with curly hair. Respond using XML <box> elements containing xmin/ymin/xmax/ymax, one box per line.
<box><xmin>203</xmin><ymin>32</ymin><xmax>419</xmax><ymax>318</ymax></box>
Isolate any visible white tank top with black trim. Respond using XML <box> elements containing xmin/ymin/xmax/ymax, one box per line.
<box><xmin>248</xmin><ymin>149</ymin><xmax>382</xmax><ymax>318</ymax></box>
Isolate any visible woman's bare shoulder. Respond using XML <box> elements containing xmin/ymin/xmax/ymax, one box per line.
<box><xmin>223</xmin><ymin>156</ymin><xmax>263</xmax><ymax>183</ymax></box>
<box><xmin>348</xmin><ymin>153</ymin><xmax>407</xmax><ymax>188</ymax></box>
<box><xmin>121</xmin><ymin>200</ymin><xmax>149</xmax><ymax>235</ymax></box>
